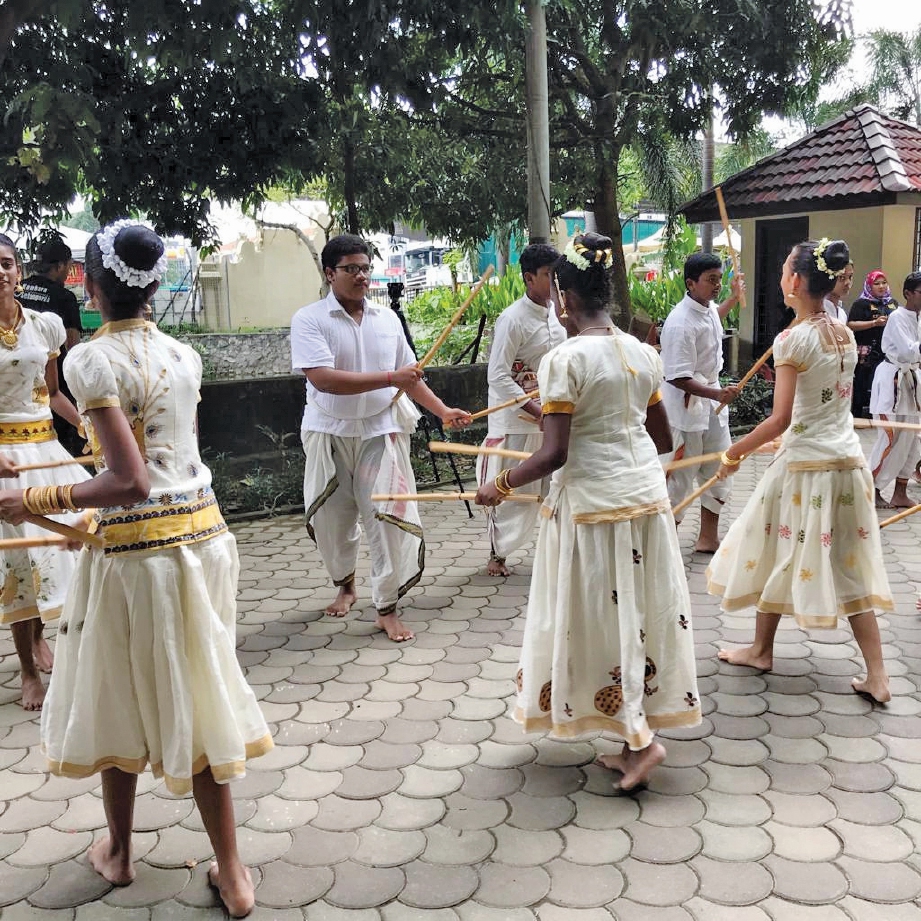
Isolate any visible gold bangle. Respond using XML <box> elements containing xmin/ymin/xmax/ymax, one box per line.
<box><xmin>60</xmin><ymin>483</ymin><xmax>80</xmax><ymax>512</ymax></box>
<box><xmin>720</xmin><ymin>450</ymin><xmax>742</xmax><ymax>467</ymax></box>
<box><xmin>494</xmin><ymin>468</ymin><xmax>514</xmax><ymax>496</ymax></box>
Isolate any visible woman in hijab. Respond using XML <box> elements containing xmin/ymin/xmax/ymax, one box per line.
<box><xmin>847</xmin><ymin>270</ymin><xmax>896</xmax><ymax>418</ymax></box>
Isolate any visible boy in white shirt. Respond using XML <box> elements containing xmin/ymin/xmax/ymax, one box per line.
<box><xmin>478</xmin><ymin>243</ymin><xmax>566</xmax><ymax>575</ymax></box>
<box><xmin>291</xmin><ymin>235</ymin><xmax>471</xmax><ymax>641</ymax></box>
<box><xmin>660</xmin><ymin>253</ymin><xmax>743</xmax><ymax>552</ymax></box>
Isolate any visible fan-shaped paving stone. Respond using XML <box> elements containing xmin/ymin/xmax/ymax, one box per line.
<box><xmin>0</xmin><ymin>831</ymin><xmax>26</xmax><ymax>860</ymax></box>
<box><xmin>491</xmin><ymin>825</ymin><xmax>563</xmax><ymax>866</ymax></box>
<box><xmin>681</xmin><ymin>898</ymin><xmax>770</xmax><ymax>920</ymax></box>
<box><xmin>276</xmin><ymin>767</ymin><xmax>342</xmax><ymax>801</ymax></box>
<box><xmin>762</xmin><ymin>734</ymin><xmax>827</xmax><ymax>764</ymax></box>
<box><xmin>697</xmin><ymin>790</ymin><xmax>771</xmax><ymax>827</ymax></box>
<box><xmin>518</xmin><ymin>763</ymin><xmax>583</xmax><ymax>797</ymax></box>
<box><xmin>756</xmin><ymin>897</ymin><xmax>850</xmax><ymax>920</ymax></box>
<box><xmin>422</xmin><ymin>825</ymin><xmax>495</xmax><ymax>865</ymax></box>
<box><xmin>257</xmin><ymin>862</ymin><xmax>333</xmax><ymax>909</ymax></box>
<box><xmin>419</xmin><ymin>742</ymin><xmax>480</xmax><ymax>771</ymax></box>
<box><xmin>704</xmin><ymin>763</ymin><xmax>770</xmax><ymax>795</ymax></box>
<box><xmin>103</xmin><ymin>865</ymin><xmax>190</xmax><ymax>908</ymax></box>
<box><xmin>437</xmin><ymin>718</ymin><xmax>493</xmax><ymax>745</ymax></box>
<box><xmin>637</xmin><ymin>791</ymin><xmax>705</xmax><ymax>828</ymax></box>
<box><xmin>571</xmin><ymin>791</ymin><xmax>639</xmax><ymax>830</ymax></box>
<box><xmin>825</xmin><ymin>758</ymin><xmax>895</xmax><ymax>793</ymax></box>
<box><xmin>609</xmin><ymin>901</ymin><xmax>694</xmax><ymax>920</ymax></box>
<box><xmin>836</xmin><ymin>855</ymin><xmax>921</xmax><ymax>902</ymax></box>
<box><xmin>144</xmin><ymin>825</ymin><xmax>214</xmax><ymax>868</ymax></box>
<box><xmin>627</xmin><ymin>821</ymin><xmax>701</xmax><ymax>864</ymax></box>
<box><xmin>475</xmin><ymin>863</ymin><xmax>550</xmax><ymax>907</ymax></box>
<box><xmin>646</xmin><ymin>765</ymin><xmax>708</xmax><ymax>796</ymax></box>
<box><xmin>400</xmin><ymin>861</ymin><xmax>479</xmax><ymax>909</ymax></box>
<box><xmin>544</xmin><ymin>858</ymin><xmax>623</xmax><ymax>907</ymax></box>
<box><xmin>311</xmin><ymin>794</ymin><xmax>381</xmax><ymax>831</ymax></box>
<box><xmin>246</xmin><ymin>793</ymin><xmax>319</xmax><ymax>831</ymax></box>
<box><xmin>400</xmin><ymin>766</ymin><xmax>464</xmax><ymax>799</ymax></box>
<box><xmin>376</xmin><ymin>793</ymin><xmax>445</xmax><ymax>831</ymax></box>
<box><xmin>379</xmin><ymin>718</ymin><xmax>439</xmax><ymax>745</ymax></box>
<box><xmin>441</xmin><ymin>793</ymin><xmax>508</xmax><ymax>831</ymax></box>
<box><xmin>619</xmin><ymin>858</ymin><xmax>698</xmax><ymax>906</ymax></box>
<box><xmin>830</xmin><ymin>818</ymin><xmax>914</xmax><ymax>862</ymax></box>
<box><xmin>761</xmin><ymin>760</ymin><xmax>832</xmax><ymax>794</ymax></box>
<box><xmin>691</xmin><ymin>854</ymin><xmax>773</xmax><ymax>905</ymax></box>
<box><xmin>559</xmin><ymin>826</ymin><xmax>630</xmax><ymax>865</ymax></box>
<box><xmin>763</xmin><ymin>855</ymin><xmax>848</xmax><ymax>904</ymax></box>
<box><xmin>460</xmin><ymin>764</ymin><xmax>524</xmax><ymax>799</ymax></box>
<box><xmin>707</xmin><ymin>714</ymin><xmax>769</xmax><ymax>740</ymax></box>
<box><xmin>506</xmin><ymin>792</ymin><xmax>574</xmax><ymax>831</ymax></box>
<box><xmin>6</xmin><ymin>825</ymin><xmax>92</xmax><ymax>868</ymax></box>
<box><xmin>360</xmin><ymin>740</ymin><xmax>422</xmax><ymax>771</ymax></box>
<box><xmin>227</xmin><ymin>770</ymin><xmax>284</xmax><ymax>799</ymax></box>
<box><xmin>0</xmin><ymin>863</ymin><xmax>52</xmax><ymax>907</ymax></box>
<box><xmin>825</xmin><ymin>787</ymin><xmax>903</xmax><ymax>824</ymax></box>
<box><xmin>533</xmin><ymin>740</ymin><xmax>596</xmax><ymax>767</ymax></box>
<box><xmin>336</xmin><ymin>766</ymin><xmax>403</xmax><ymax>800</ymax></box>
<box><xmin>450</xmin><ymin>697</ymin><xmax>506</xmax><ymax>721</ymax></box>
<box><xmin>287</xmin><ymin>826</ymin><xmax>358</xmax><ymax>867</ymax></box>
<box><xmin>761</xmin><ymin>790</ymin><xmax>836</xmax><ymax>827</ymax></box>
<box><xmin>766</xmin><ymin>820</ymin><xmax>841</xmax><ymax>861</ymax></box>
<box><xmin>326</xmin><ymin>861</ymin><xmax>404</xmax><ymax>909</ymax></box>
<box><xmin>696</xmin><ymin>819</ymin><xmax>772</xmax><ymax>862</ymax></box>
<box><xmin>705</xmin><ymin>737</ymin><xmax>767</xmax><ymax>767</ymax></box>
<box><xmin>837</xmin><ymin>896</ymin><xmax>921</xmax><ymax>920</ymax></box>
<box><xmin>881</xmin><ymin>733</ymin><xmax>921</xmax><ymax>762</ymax></box>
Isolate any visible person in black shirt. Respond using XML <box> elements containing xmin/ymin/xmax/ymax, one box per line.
<box><xmin>19</xmin><ymin>236</ymin><xmax>84</xmax><ymax>451</ymax></box>
<box><xmin>846</xmin><ymin>270</ymin><xmax>896</xmax><ymax>418</ymax></box>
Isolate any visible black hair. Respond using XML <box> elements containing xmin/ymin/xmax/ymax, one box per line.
<box><xmin>85</xmin><ymin>223</ymin><xmax>164</xmax><ymax>319</ymax></box>
<box><xmin>321</xmin><ymin>234</ymin><xmax>372</xmax><ymax>272</ymax></box>
<box><xmin>684</xmin><ymin>252</ymin><xmax>723</xmax><ymax>283</ymax></box>
<box><xmin>904</xmin><ymin>272</ymin><xmax>921</xmax><ymax>296</ymax></box>
<box><xmin>519</xmin><ymin>243</ymin><xmax>559</xmax><ymax>278</ymax></box>
<box><xmin>554</xmin><ymin>232</ymin><xmax>615</xmax><ymax>314</ymax></box>
<box><xmin>0</xmin><ymin>233</ymin><xmax>17</xmax><ymax>256</ymax></box>
<box><xmin>33</xmin><ymin>236</ymin><xmax>72</xmax><ymax>274</ymax></box>
<box><xmin>790</xmin><ymin>239</ymin><xmax>850</xmax><ymax>297</ymax></box>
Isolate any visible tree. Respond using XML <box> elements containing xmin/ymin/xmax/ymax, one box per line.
<box><xmin>863</xmin><ymin>28</ymin><xmax>921</xmax><ymax>125</ymax></box>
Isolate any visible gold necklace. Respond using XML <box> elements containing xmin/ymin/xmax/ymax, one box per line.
<box><xmin>0</xmin><ymin>302</ymin><xmax>23</xmax><ymax>350</ymax></box>
<box><xmin>578</xmin><ymin>325</ymin><xmax>615</xmax><ymax>335</ymax></box>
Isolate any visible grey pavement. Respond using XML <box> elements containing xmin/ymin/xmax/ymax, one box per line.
<box><xmin>2</xmin><ymin>433</ymin><xmax>921</xmax><ymax>919</ymax></box>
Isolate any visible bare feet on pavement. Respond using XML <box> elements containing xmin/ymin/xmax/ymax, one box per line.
<box><xmin>209</xmin><ymin>861</ymin><xmax>255</xmax><ymax>918</ymax></box>
<box><xmin>20</xmin><ymin>674</ymin><xmax>45</xmax><ymax>711</ymax></box>
<box><xmin>594</xmin><ymin>748</ymin><xmax>627</xmax><ymax>774</ymax></box>
<box><xmin>88</xmin><ymin>837</ymin><xmax>135</xmax><ymax>886</ymax></box>
<box><xmin>325</xmin><ymin>585</ymin><xmax>357</xmax><ymax>617</ymax></box>
<box><xmin>487</xmin><ymin>557</ymin><xmax>512</xmax><ymax>577</ymax></box>
<box><xmin>33</xmin><ymin>635</ymin><xmax>54</xmax><ymax>673</ymax></box>
<box><xmin>618</xmin><ymin>742</ymin><xmax>666</xmax><ymax>791</ymax></box>
<box><xmin>375</xmin><ymin>611</ymin><xmax>414</xmax><ymax>642</ymax></box>
<box><xmin>694</xmin><ymin>537</ymin><xmax>720</xmax><ymax>554</ymax></box>
<box><xmin>718</xmin><ymin>647</ymin><xmax>773</xmax><ymax>671</ymax></box>
<box><xmin>852</xmin><ymin>676</ymin><xmax>891</xmax><ymax>704</ymax></box>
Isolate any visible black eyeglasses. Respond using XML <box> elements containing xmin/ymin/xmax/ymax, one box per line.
<box><xmin>334</xmin><ymin>264</ymin><xmax>373</xmax><ymax>276</ymax></box>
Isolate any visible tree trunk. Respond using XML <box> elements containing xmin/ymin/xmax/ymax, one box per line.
<box><xmin>342</xmin><ymin>136</ymin><xmax>360</xmax><ymax>234</ymax></box>
<box><xmin>591</xmin><ymin>153</ymin><xmax>631</xmax><ymax>331</ymax></box>
<box><xmin>525</xmin><ymin>0</ymin><xmax>551</xmax><ymax>243</ymax></box>
<box><xmin>700</xmin><ymin>100</ymin><xmax>715</xmax><ymax>252</ymax></box>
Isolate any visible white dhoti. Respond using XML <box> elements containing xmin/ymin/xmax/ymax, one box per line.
<box><xmin>868</xmin><ymin>361</ymin><xmax>921</xmax><ymax>494</ymax></box>
<box><xmin>476</xmin><ymin>432</ymin><xmax>546</xmax><ymax>560</ymax></box>
<box><xmin>302</xmin><ymin>431</ymin><xmax>424</xmax><ymax>614</ymax></box>
<box><xmin>664</xmin><ymin>411</ymin><xmax>731</xmax><ymax>523</ymax></box>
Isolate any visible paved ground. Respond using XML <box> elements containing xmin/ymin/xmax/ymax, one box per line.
<box><xmin>2</xmin><ymin>435</ymin><xmax>921</xmax><ymax>920</ymax></box>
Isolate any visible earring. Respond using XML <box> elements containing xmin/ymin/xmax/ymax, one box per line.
<box><xmin>14</xmin><ymin>283</ymin><xmax>23</xmax><ymax>295</ymax></box>
<box><xmin>559</xmin><ymin>294</ymin><xmax>569</xmax><ymax>319</ymax></box>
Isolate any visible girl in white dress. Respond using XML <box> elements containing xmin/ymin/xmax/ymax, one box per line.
<box><xmin>0</xmin><ymin>233</ymin><xmax>90</xmax><ymax>710</ymax></box>
<box><xmin>708</xmin><ymin>239</ymin><xmax>892</xmax><ymax>703</ymax></box>
<box><xmin>476</xmin><ymin>233</ymin><xmax>701</xmax><ymax>791</ymax></box>
<box><xmin>0</xmin><ymin>222</ymin><xmax>270</xmax><ymax>917</ymax></box>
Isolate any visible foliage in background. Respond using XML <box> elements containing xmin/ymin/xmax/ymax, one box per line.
<box><xmin>725</xmin><ymin>375</ymin><xmax>775</xmax><ymax>431</ymax></box>
<box><xmin>407</xmin><ymin>272</ymin><xmax>526</xmax><ymax>365</ymax></box>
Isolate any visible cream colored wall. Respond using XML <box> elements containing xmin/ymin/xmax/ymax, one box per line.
<box><xmin>221</xmin><ymin>229</ymin><xmax>326</xmax><ymax>330</ymax></box>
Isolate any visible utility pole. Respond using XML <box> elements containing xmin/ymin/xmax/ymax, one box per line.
<box><xmin>525</xmin><ymin>1</ymin><xmax>551</xmax><ymax>243</ymax></box>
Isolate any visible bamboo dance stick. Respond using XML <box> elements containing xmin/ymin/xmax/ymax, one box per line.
<box><xmin>24</xmin><ymin>514</ymin><xmax>106</xmax><ymax>548</ymax></box>
<box><xmin>854</xmin><ymin>418</ymin><xmax>921</xmax><ymax>433</ymax></box>
<box><xmin>715</xmin><ymin>186</ymin><xmax>746</xmax><ymax>312</ymax></box>
<box><xmin>12</xmin><ymin>456</ymin><xmax>95</xmax><ymax>473</ymax></box>
<box><xmin>372</xmin><ymin>492</ymin><xmax>541</xmax><ymax>503</ymax></box>
<box><xmin>428</xmin><ymin>441</ymin><xmax>531</xmax><ymax>461</ymax></box>
<box><xmin>715</xmin><ymin>344</ymin><xmax>773</xmax><ymax>415</ymax></box>
<box><xmin>672</xmin><ymin>473</ymin><xmax>721</xmax><ymax>517</ymax></box>
<box><xmin>0</xmin><ymin>535</ymin><xmax>67</xmax><ymax>549</ymax></box>
<box><xmin>879</xmin><ymin>503</ymin><xmax>921</xmax><ymax>529</ymax></box>
<box><xmin>391</xmin><ymin>264</ymin><xmax>495</xmax><ymax>404</ymax></box>
<box><xmin>468</xmin><ymin>389</ymin><xmax>539</xmax><ymax>421</ymax></box>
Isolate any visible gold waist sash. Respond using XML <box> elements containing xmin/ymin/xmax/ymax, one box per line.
<box><xmin>97</xmin><ymin>490</ymin><xmax>227</xmax><ymax>556</ymax></box>
<box><xmin>0</xmin><ymin>419</ymin><xmax>56</xmax><ymax>444</ymax></box>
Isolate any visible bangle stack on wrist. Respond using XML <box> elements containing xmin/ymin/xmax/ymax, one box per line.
<box><xmin>494</xmin><ymin>468</ymin><xmax>514</xmax><ymax>496</ymax></box>
<box><xmin>720</xmin><ymin>451</ymin><xmax>743</xmax><ymax>468</ymax></box>
<box><xmin>22</xmin><ymin>484</ymin><xmax>81</xmax><ymax>515</ymax></box>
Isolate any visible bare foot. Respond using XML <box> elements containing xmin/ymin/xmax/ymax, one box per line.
<box><xmin>594</xmin><ymin>752</ymin><xmax>627</xmax><ymax>774</ymax></box>
<box><xmin>325</xmin><ymin>585</ymin><xmax>358</xmax><ymax>617</ymax></box>
<box><xmin>375</xmin><ymin>612</ymin><xmax>414</xmax><ymax>642</ymax></box>
<box><xmin>694</xmin><ymin>537</ymin><xmax>720</xmax><ymax>554</ymax></box>
<box><xmin>20</xmin><ymin>674</ymin><xmax>45</xmax><ymax>711</ymax></box>
<box><xmin>718</xmin><ymin>647</ymin><xmax>773</xmax><ymax>671</ymax></box>
<box><xmin>852</xmin><ymin>676</ymin><xmax>891</xmax><ymax>704</ymax></box>
<box><xmin>88</xmin><ymin>836</ymin><xmax>135</xmax><ymax>886</ymax></box>
<box><xmin>487</xmin><ymin>557</ymin><xmax>512</xmax><ymax>577</ymax></box>
<box><xmin>875</xmin><ymin>490</ymin><xmax>894</xmax><ymax>510</ymax></box>
<box><xmin>33</xmin><ymin>635</ymin><xmax>54</xmax><ymax>674</ymax></box>
<box><xmin>618</xmin><ymin>742</ymin><xmax>666</xmax><ymax>791</ymax></box>
<box><xmin>889</xmin><ymin>496</ymin><xmax>914</xmax><ymax>509</ymax></box>
<box><xmin>208</xmin><ymin>861</ymin><xmax>255</xmax><ymax>918</ymax></box>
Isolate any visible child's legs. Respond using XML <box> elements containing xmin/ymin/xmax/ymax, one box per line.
<box><xmin>100</xmin><ymin>767</ymin><xmax>137</xmax><ymax>850</ymax></box>
<box><xmin>849</xmin><ymin>610</ymin><xmax>887</xmax><ymax>681</ymax></box>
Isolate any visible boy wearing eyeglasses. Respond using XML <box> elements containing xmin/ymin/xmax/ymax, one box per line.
<box><xmin>291</xmin><ymin>234</ymin><xmax>471</xmax><ymax>642</ymax></box>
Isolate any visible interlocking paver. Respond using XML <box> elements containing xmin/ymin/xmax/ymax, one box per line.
<box><xmin>836</xmin><ymin>854</ymin><xmax>921</xmax><ymax>902</ymax></box>
<box><xmin>762</xmin><ymin>855</ymin><xmax>848</xmax><ymax>904</ymax></box>
<box><xmin>475</xmin><ymin>863</ymin><xmax>550</xmax><ymax>907</ymax></box>
<box><xmin>325</xmin><ymin>860</ymin><xmax>404</xmax><ymax>909</ymax></box>
<box><xmin>627</xmin><ymin>820</ymin><xmax>701</xmax><ymax>863</ymax></box>
<box><xmin>619</xmin><ymin>858</ymin><xmax>699</xmax><ymax>906</ymax></box>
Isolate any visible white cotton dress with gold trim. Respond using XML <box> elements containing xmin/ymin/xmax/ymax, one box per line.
<box><xmin>41</xmin><ymin>320</ymin><xmax>271</xmax><ymax>795</ymax></box>
<box><xmin>707</xmin><ymin>315</ymin><xmax>893</xmax><ymax>629</ymax></box>
<box><xmin>516</xmin><ymin>333</ymin><xmax>701</xmax><ymax>751</ymax></box>
<box><xmin>0</xmin><ymin>308</ymin><xmax>91</xmax><ymax>625</ymax></box>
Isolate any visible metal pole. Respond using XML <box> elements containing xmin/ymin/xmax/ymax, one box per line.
<box><xmin>525</xmin><ymin>1</ymin><xmax>551</xmax><ymax>243</ymax></box>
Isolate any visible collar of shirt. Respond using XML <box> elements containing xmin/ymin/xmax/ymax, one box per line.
<box><xmin>523</xmin><ymin>295</ymin><xmax>552</xmax><ymax>314</ymax></box>
<box><xmin>680</xmin><ymin>293</ymin><xmax>714</xmax><ymax>315</ymax></box>
<box><xmin>325</xmin><ymin>290</ymin><xmax>380</xmax><ymax>317</ymax></box>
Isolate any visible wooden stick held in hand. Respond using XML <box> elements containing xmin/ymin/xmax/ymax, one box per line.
<box><xmin>372</xmin><ymin>492</ymin><xmax>541</xmax><ymax>503</ymax></box>
<box><xmin>879</xmin><ymin>503</ymin><xmax>921</xmax><ymax>529</ymax></box>
<box><xmin>0</xmin><ymin>535</ymin><xmax>68</xmax><ymax>550</ymax></box>
<box><xmin>391</xmin><ymin>265</ymin><xmax>495</xmax><ymax>404</ymax></box>
<box><xmin>854</xmin><ymin>418</ymin><xmax>921</xmax><ymax>433</ymax></box>
<box><xmin>672</xmin><ymin>473</ymin><xmax>720</xmax><ymax>517</ymax></box>
<box><xmin>24</xmin><ymin>514</ymin><xmax>105</xmax><ymax>549</ymax></box>
<box><xmin>715</xmin><ymin>186</ymin><xmax>745</xmax><ymax>311</ymax></box>
<box><xmin>12</xmin><ymin>456</ymin><xmax>95</xmax><ymax>473</ymax></box>
<box><xmin>715</xmin><ymin>343</ymin><xmax>774</xmax><ymax>415</ymax></box>
<box><xmin>468</xmin><ymin>389</ymin><xmax>539</xmax><ymax>422</ymax></box>
<box><xmin>428</xmin><ymin>441</ymin><xmax>531</xmax><ymax>461</ymax></box>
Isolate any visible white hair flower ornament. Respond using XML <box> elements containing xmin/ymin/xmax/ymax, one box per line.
<box><xmin>98</xmin><ymin>220</ymin><xmax>168</xmax><ymax>288</ymax></box>
<box><xmin>565</xmin><ymin>237</ymin><xmax>613</xmax><ymax>271</ymax></box>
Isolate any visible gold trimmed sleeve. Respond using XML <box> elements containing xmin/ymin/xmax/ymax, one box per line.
<box><xmin>83</xmin><ymin>397</ymin><xmax>122</xmax><ymax>410</ymax></box>
<box><xmin>542</xmin><ymin>401</ymin><xmax>575</xmax><ymax>415</ymax></box>
<box><xmin>647</xmin><ymin>389</ymin><xmax>663</xmax><ymax>407</ymax></box>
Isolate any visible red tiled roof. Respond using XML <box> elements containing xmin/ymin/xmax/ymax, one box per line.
<box><xmin>680</xmin><ymin>105</ymin><xmax>921</xmax><ymax>223</ymax></box>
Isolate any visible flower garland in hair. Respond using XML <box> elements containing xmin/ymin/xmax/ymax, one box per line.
<box><xmin>565</xmin><ymin>238</ymin><xmax>614</xmax><ymax>271</ymax></box>
<box><xmin>97</xmin><ymin>219</ymin><xmax>168</xmax><ymax>288</ymax></box>
<box><xmin>813</xmin><ymin>238</ymin><xmax>844</xmax><ymax>280</ymax></box>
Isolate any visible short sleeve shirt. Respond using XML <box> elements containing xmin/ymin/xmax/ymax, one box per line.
<box><xmin>19</xmin><ymin>275</ymin><xmax>82</xmax><ymax>334</ymax></box>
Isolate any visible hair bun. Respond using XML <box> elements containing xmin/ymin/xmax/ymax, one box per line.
<box><xmin>821</xmin><ymin>240</ymin><xmax>849</xmax><ymax>273</ymax></box>
<box><xmin>113</xmin><ymin>225</ymin><xmax>165</xmax><ymax>272</ymax></box>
